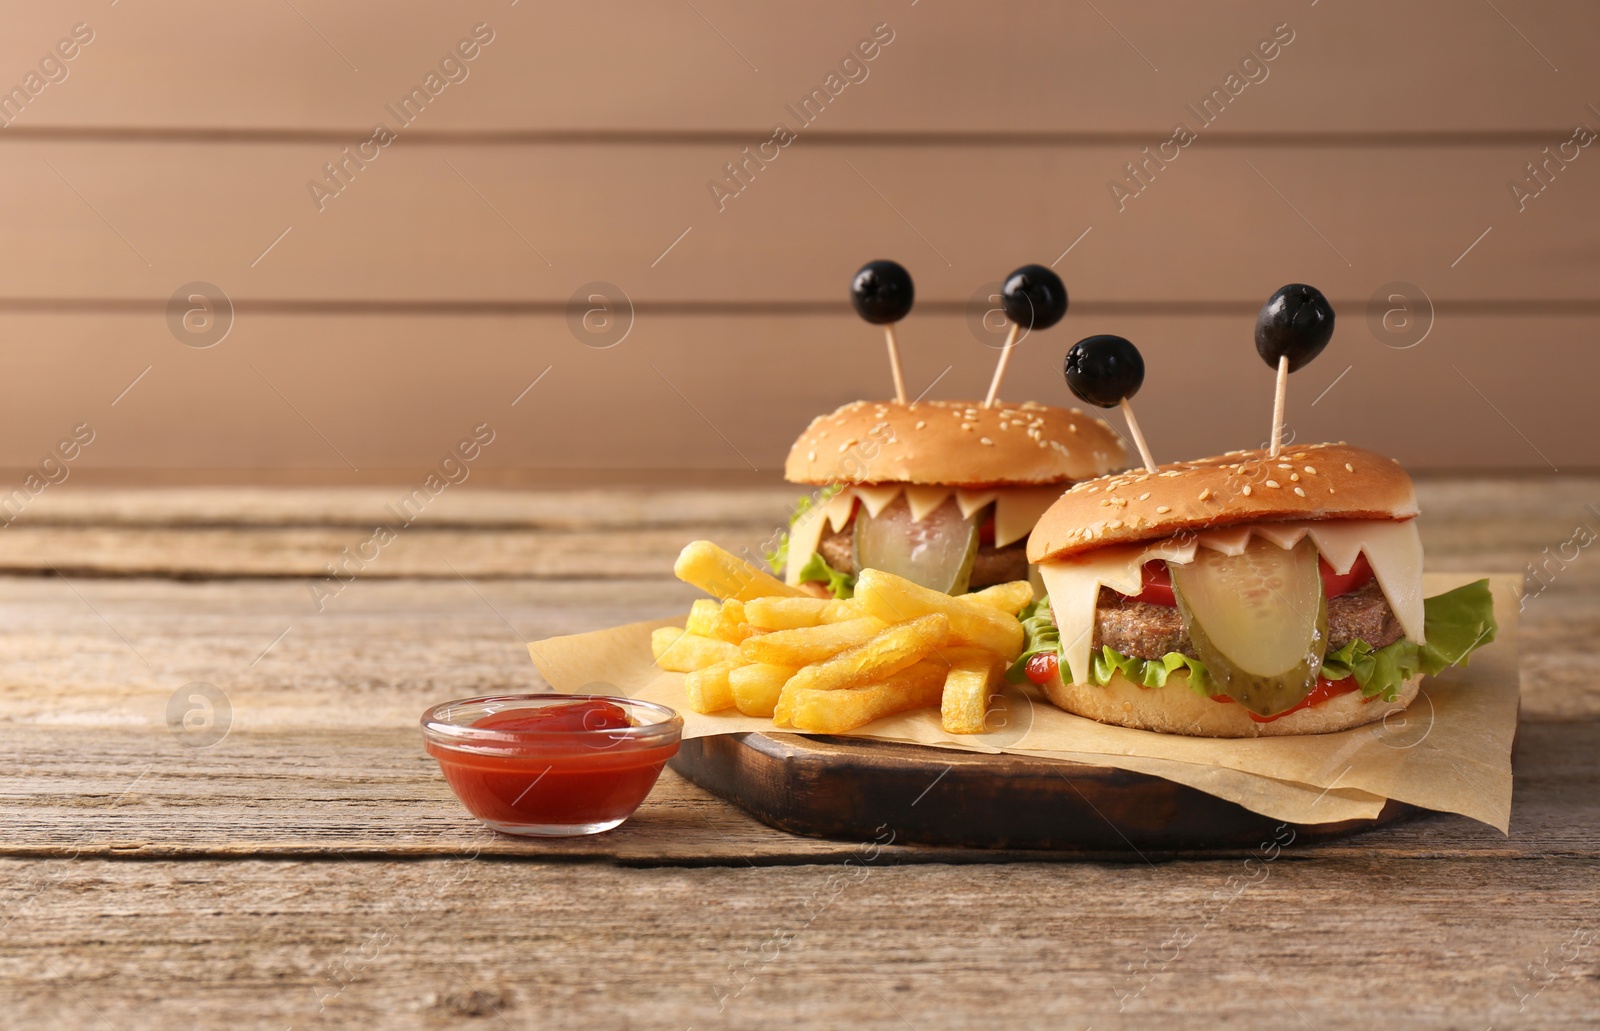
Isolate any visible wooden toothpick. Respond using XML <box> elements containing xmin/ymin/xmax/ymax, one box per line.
<box><xmin>884</xmin><ymin>324</ymin><xmax>908</xmax><ymax>404</ymax></box>
<box><xmin>983</xmin><ymin>323</ymin><xmax>1021</xmax><ymax>408</ymax></box>
<box><xmin>1269</xmin><ymin>354</ymin><xmax>1289</xmax><ymax>458</ymax></box>
<box><xmin>1120</xmin><ymin>398</ymin><xmax>1158</xmax><ymax>474</ymax></box>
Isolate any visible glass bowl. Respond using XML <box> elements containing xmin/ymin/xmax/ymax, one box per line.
<box><xmin>421</xmin><ymin>694</ymin><xmax>682</xmax><ymax>837</ymax></box>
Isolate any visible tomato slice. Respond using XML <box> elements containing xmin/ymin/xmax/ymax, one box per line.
<box><xmin>1024</xmin><ymin>652</ymin><xmax>1059</xmax><ymax>685</ymax></box>
<box><xmin>1132</xmin><ymin>561</ymin><xmax>1175</xmax><ymax>607</ymax></box>
<box><xmin>1319</xmin><ymin>553</ymin><xmax>1374</xmax><ymax>598</ymax></box>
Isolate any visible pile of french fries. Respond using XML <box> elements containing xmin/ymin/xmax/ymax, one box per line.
<box><xmin>651</xmin><ymin>541</ymin><xmax>1031</xmax><ymax>735</ymax></box>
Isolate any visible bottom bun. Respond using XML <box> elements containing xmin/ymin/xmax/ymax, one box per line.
<box><xmin>1042</xmin><ymin>672</ymin><xmax>1422</xmax><ymax>738</ymax></box>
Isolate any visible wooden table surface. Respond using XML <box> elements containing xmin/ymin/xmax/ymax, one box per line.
<box><xmin>2</xmin><ymin>478</ymin><xmax>1597</xmax><ymax>1029</ymax></box>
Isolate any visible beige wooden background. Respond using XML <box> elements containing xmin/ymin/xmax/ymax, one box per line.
<box><xmin>1</xmin><ymin>0</ymin><xmax>1597</xmax><ymax>481</ymax></box>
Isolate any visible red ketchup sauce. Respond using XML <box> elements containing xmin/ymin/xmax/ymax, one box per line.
<box><xmin>1024</xmin><ymin>651</ymin><xmax>1059</xmax><ymax>685</ymax></box>
<box><xmin>1210</xmin><ymin>676</ymin><xmax>1360</xmax><ymax>724</ymax></box>
<box><xmin>425</xmin><ymin>700</ymin><xmax>680</xmax><ymax>831</ymax></box>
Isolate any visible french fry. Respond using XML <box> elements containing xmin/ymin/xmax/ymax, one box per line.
<box><xmin>684</xmin><ymin>659</ymin><xmax>739</xmax><ymax>713</ymax></box>
<box><xmin>788</xmin><ymin>659</ymin><xmax>947</xmax><ymax>734</ymax></box>
<box><xmin>684</xmin><ymin>588</ymin><xmax>762</xmax><ymax>644</ymax></box>
<box><xmin>744</xmin><ymin>596</ymin><xmax>830</xmax><ymax>630</ymax></box>
<box><xmin>705</xmin><ymin>599</ymin><xmax>758</xmax><ymax>644</ymax></box>
<box><xmin>728</xmin><ymin>662</ymin><xmax>796</xmax><ymax>717</ymax></box>
<box><xmin>820</xmin><ymin>599</ymin><xmax>869</xmax><ymax>623</ymax></box>
<box><xmin>674</xmin><ymin>540</ymin><xmax>805</xmax><ymax>601</ymax></box>
<box><xmin>941</xmin><ymin>656</ymin><xmax>1001</xmax><ymax>734</ymax></box>
<box><xmin>853</xmin><ymin>569</ymin><xmax>1025</xmax><ymax>659</ymax></box>
<box><xmin>774</xmin><ymin>614</ymin><xmax>950</xmax><ymax>724</ymax></box>
<box><xmin>965</xmin><ymin>580</ymin><xmax>1034</xmax><ymax>616</ymax></box>
<box><xmin>651</xmin><ymin>626</ymin><xmax>682</xmax><ymax>660</ymax></box>
<box><xmin>929</xmin><ymin>646</ymin><xmax>1004</xmax><ymax>673</ymax></box>
<box><xmin>679</xmin><ymin>560</ymin><xmax>1026</xmax><ymax>732</ymax></box>
<box><xmin>653</xmin><ymin>628</ymin><xmax>739</xmax><ymax>673</ymax></box>
<box><xmin>684</xmin><ymin>598</ymin><xmax>723</xmax><ymax>637</ymax></box>
<box><xmin>739</xmin><ymin>617</ymin><xmax>886</xmax><ymax>667</ymax></box>
<box><xmin>782</xmin><ymin>614</ymin><xmax>951</xmax><ymax>694</ymax></box>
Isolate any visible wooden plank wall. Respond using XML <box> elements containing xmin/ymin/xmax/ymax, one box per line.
<box><xmin>0</xmin><ymin>0</ymin><xmax>1597</xmax><ymax>478</ymax></box>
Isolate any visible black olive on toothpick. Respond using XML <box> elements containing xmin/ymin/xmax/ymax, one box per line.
<box><xmin>984</xmin><ymin>264</ymin><xmax>1069</xmax><ymax>408</ymax></box>
<box><xmin>1255</xmin><ymin>283</ymin><xmax>1336</xmax><ymax>458</ymax></box>
<box><xmin>851</xmin><ymin>260</ymin><xmax>915</xmax><ymax>404</ymax></box>
<box><xmin>1064</xmin><ymin>334</ymin><xmax>1157</xmax><ymax>473</ymax></box>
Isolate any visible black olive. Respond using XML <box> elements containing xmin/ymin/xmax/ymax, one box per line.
<box><xmin>850</xmin><ymin>260</ymin><xmax>915</xmax><ymax>324</ymax></box>
<box><xmin>1000</xmin><ymin>264</ymin><xmax>1069</xmax><ymax>330</ymax></box>
<box><xmin>1063</xmin><ymin>334</ymin><xmax>1144</xmax><ymax>408</ymax></box>
<box><xmin>1255</xmin><ymin>283</ymin><xmax>1335</xmax><ymax>372</ymax></box>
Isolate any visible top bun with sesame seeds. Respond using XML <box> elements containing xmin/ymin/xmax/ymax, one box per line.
<box><xmin>784</xmin><ymin>400</ymin><xmax>1127</xmax><ymax>489</ymax></box>
<box><xmin>1026</xmin><ymin>442</ymin><xmax>1417</xmax><ymax>564</ymax></box>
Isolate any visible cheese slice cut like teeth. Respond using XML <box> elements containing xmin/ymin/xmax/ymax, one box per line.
<box><xmin>1039</xmin><ymin>518</ymin><xmax>1426</xmax><ymax>687</ymax></box>
<box><xmin>782</xmin><ymin>482</ymin><xmax>1075</xmax><ymax>584</ymax></box>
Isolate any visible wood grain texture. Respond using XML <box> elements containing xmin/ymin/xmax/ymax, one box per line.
<box><xmin>2</xmin><ymin>1</ymin><xmax>1596</xmax><ymax>133</ymax></box>
<box><xmin>0</xmin><ymin>525</ymin><xmax>772</xmax><ymax>579</ymax></box>
<box><xmin>0</xmin><ymin>480</ymin><xmax>1594</xmax><ymax>721</ymax></box>
<box><xmin>671</xmin><ymin>732</ymin><xmax>1422</xmax><ymax>851</ymax></box>
<box><xmin>1</xmin><ymin>313</ymin><xmax>1597</xmax><ymax>473</ymax></box>
<box><xmin>0</xmin><ymin>482</ymin><xmax>1593</xmax><ymax>1029</ymax></box>
<box><xmin>3</xmin><ymin>2</ymin><xmax>1596</xmax><ymax>474</ymax></box>
<box><xmin>7</xmin><ymin>484</ymin><xmax>797</xmax><ymax>528</ymax></box>
<box><xmin>2</xmin><ymin>141</ymin><xmax>1595</xmax><ymax>303</ymax></box>
<box><xmin>2</xmin><ymin>717</ymin><xmax>1594</xmax><ymax>862</ymax></box>
<box><xmin>3</xmin><ymin>854</ymin><xmax>1598</xmax><ymax>1030</ymax></box>
<box><xmin>0</xmin><ymin>479</ymin><xmax>1594</xmax><ymax>581</ymax></box>
<box><xmin>0</xmin><ymin>482</ymin><xmax>1589</xmax><ymax>863</ymax></box>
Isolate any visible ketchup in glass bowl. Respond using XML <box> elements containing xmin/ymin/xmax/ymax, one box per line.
<box><xmin>421</xmin><ymin>694</ymin><xmax>682</xmax><ymax>837</ymax></box>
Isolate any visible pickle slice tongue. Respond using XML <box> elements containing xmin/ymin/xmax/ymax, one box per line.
<box><xmin>1170</xmin><ymin>537</ymin><xmax>1328</xmax><ymax>717</ymax></box>
<box><xmin>852</xmin><ymin>496</ymin><xmax>979</xmax><ymax>595</ymax></box>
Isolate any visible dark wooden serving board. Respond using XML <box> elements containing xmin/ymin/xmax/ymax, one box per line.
<box><xmin>669</xmin><ymin>732</ymin><xmax>1421</xmax><ymax>852</ymax></box>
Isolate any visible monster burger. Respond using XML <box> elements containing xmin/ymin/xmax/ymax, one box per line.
<box><xmin>779</xmin><ymin>398</ymin><xmax>1126</xmax><ymax>596</ymax></box>
<box><xmin>1018</xmin><ymin>443</ymin><xmax>1498</xmax><ymax>737</ymax></box>
<box><xmin>770</xmin><ymin>258</ymin><xmax>1127</xmax><ymax>598</ymax></box>
<box><xmin>1011</xmin><ymin>291</ymin><xmax>1498</xmax><ymax>738</ymax></box>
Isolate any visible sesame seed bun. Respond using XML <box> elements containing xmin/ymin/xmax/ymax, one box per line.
<box><xmin>784</xmin><ymin>400</ymin><xmax>1127</xmax><ymax>489</ymax></box>
<box><xmin>1027</xmin><ymin>443</ymin><xmax>1418</xmax><ymax>564</ymax></box>
<box><xmin>1041</xmin><ymin>670</ymin><xmax>1422</xmax><ymax>738</ymax></box>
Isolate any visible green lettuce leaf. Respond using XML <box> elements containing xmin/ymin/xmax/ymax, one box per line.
<box><xmin>1005</xmin><ymin>598</ymin><xmax>1060</xmax><ymax>682</ymax></box>
<box><xmin>1092</xmin><ymin>647</ymin><xmax>1214</xmax><ymax>695</ymax></box>
<box><xmin>1320</xmin><ymin>637</ymin><xmax>1411</xmax><ymax>701</ymax></box>
<box><xmin>1006</xmin><ymin>578</ymin><xmax>1498</xmax><ymax>705</ymax></box>
<box><xmin>765</xmin><ymin>486</ymin><xmax>845</xmax><ymax>574</ymax></box>
<box><xmin>1416</xmin><ymin>578</ymin><xmax>1498</xmax><ymax>674</ymax></box>
<box><xmin>1320</xmin><ymin>578</ymin><xmax>1498</xmax><ymax>701</ymax></box>
<box><xmin>798</xmin><ymin>552</ymin><xmax>856</xmax><ymax>599</ymax></box>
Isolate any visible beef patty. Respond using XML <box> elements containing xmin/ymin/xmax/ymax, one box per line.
<box><xmin>1092</xmin><ymin>578</ymin><xmax>1404</xmax><ymax>660</ymax></box>
<box><xmin>815</xmin><ymin>523</ymin><xmax>1029</xmax><ymax>590</ymax></box>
